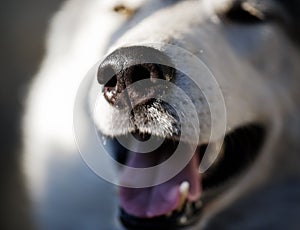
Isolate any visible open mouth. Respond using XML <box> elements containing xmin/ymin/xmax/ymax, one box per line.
<box><xmin>96</xmin><ymin>47</ymin><xmax>267</xmax><ymax>228</ymax></box>
<box><xmin>107</xmin><ymin>123</ymin><xmax>266</xmax><ymax>229</ymax></box>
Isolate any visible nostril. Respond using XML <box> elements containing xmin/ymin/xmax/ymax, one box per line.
<box><xmin>105</xmin><ymin>74</ymin><xmax>118</xmax><ymax>88</ymax></box>
<box><xmin>97</xmin><ymin>65</ymin><xmax>117</xmax><ymax>86</ymax></box>
<box><xmin>98</xmin><ymin>65</ymin><xmax>121</xmax><ymax>105</ymax></box>
<box><xmin>131</xmin><ymin>65</ymin><xmax>151</xmax><ymax>83</ymax></box>
<box><xmin>97</xmin><ymin>46</ymin><xmax>175</xmax><ymax>106</ymax></box>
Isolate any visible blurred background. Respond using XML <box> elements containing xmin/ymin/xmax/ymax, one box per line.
<box><xmin>1</xmin><ymin>1</ymin><xmax>299</xmax><ymax>230</ymax></box>
<box><xmin>0</xmin><ymin>0</ymin><xmax>62</xmax><ymax>228</ymax></box>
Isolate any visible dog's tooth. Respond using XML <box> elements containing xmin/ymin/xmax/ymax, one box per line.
<box><xmin>180</xmin><ymin>181</ymin><xmax>189</xmax><ymax>194</ymax></box>
<box><xmin>177</xmin><ymin>181</ymin><xmax>189</xmax><ymax>211</ymax></box>
<box><xmin>179</xmin><ymin>216</ymin><xmax>188</xmax><ymax>225</ymax></box>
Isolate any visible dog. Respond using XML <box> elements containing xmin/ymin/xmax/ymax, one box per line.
<box><xmin>22</xmin><ymin>0</ymin><xmax>300</xmax><ymax>229</ymax></box>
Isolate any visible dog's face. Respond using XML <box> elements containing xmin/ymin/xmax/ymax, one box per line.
<box><xmin>91</xmin><ymin>0</ymin><xmax>300</xmax><ymax>229</ymax></box>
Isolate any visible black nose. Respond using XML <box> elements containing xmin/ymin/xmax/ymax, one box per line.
<box><xmin>97</xmin><ymin>46</ymin><xmax>174</xmax><ymax>105</ymax></box>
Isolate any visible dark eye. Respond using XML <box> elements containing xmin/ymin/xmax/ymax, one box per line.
<box><xmin>113</xmin><ymin>4</ymin><xmax>135</xmax><ymax>17</ymax></box>
<box><xmin>224</xmin><ymin>2</ymin><xmax>265</xmax><ymax>24</ymax></box>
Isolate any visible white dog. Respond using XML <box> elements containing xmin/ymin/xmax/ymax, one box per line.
<box><xmin>23</xmin><ymin>0</ymin><xmax>300</xmax><ymax>229</ymax></box>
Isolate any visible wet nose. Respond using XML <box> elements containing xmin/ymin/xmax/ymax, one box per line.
<box><xmin>97</xmin><ymin>46</ymin><xmax>174</xmax><ymax>105</ymax></box>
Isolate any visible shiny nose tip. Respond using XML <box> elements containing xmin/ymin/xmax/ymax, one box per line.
<box><xmin>97</xmin><ymin>46</ymin><xmax>175</xmax><ymax>105</ymax></box>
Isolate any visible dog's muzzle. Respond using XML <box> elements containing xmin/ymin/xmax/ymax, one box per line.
<box><xmin>96</xmin><ymin>46</ymin><xmax>266</xmax><ymax>230</ymax></box>
<box><xmin>96</xmin><ymin>46</ymin><xmax>204</xmax><ymax>228</ymax></box>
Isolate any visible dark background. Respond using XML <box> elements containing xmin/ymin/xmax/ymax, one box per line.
<box><xmin>0</xmin><ymin>0</ymin><xmax>63</xmax><ymax>228</ymax></box>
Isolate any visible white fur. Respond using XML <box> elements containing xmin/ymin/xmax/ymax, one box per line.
<box><xmin>23</xmin><ymin>0</ymin><xmax>300</xmax><ymax>229</ymax></box>
<box><xmin>22</xmin><ymin>0</ymin><xmax>146</xmax><ymax>228</ymax></box>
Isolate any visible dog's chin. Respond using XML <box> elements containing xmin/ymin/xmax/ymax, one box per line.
<box><xmin>102</xmin><ymin>123</ymin><xmax>266</xmax><ymax>230</ymax></box>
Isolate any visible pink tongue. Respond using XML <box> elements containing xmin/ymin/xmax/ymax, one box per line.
<box><xmin>119</xmin><ymin>147</ymin><xmax>201</xmax><ymax>218</ymax></box>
